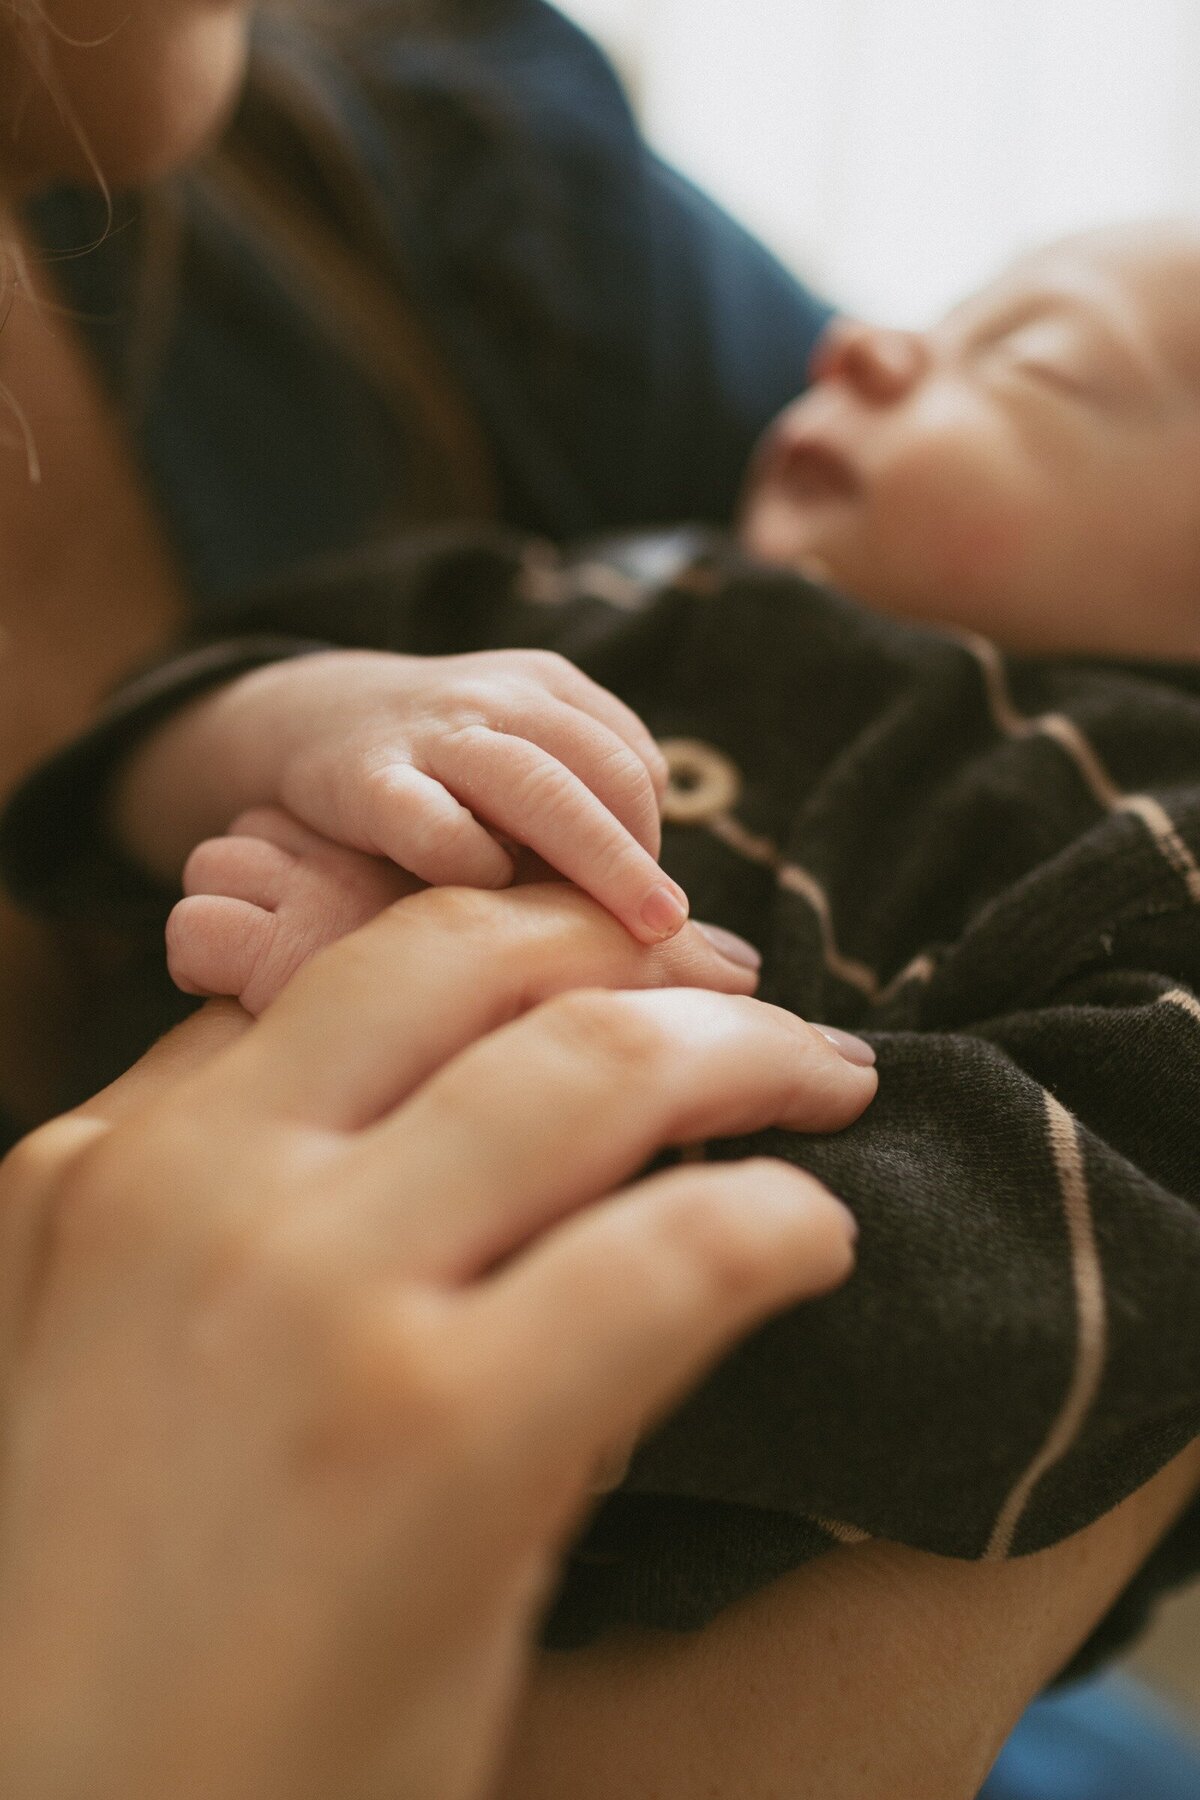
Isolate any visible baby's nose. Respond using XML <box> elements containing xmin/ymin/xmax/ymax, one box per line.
<box><xmin>810</xmin><ymin>319</ymin><xmax>929</xmax><ymax>402</ymax></box>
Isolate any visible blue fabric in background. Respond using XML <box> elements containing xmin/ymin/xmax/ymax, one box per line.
<box><xmin>982</xmin><ymin>1675</ymin><xmax>1200</xmax><ymax>1799</ymax></box>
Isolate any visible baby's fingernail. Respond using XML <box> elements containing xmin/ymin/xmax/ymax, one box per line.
<box><xmin>815</xmin><ymin>1025</ymin><xmax>877</xmax><ymax>1067</ymax></box>
<box><xmin>694</xmin><ymin>921</ymin><xmax>762</xmax><ymax>970</ymax></box>
<box><xmin>641</xmin><ymin>883</ymin><xmax>689</xmax><ymax>939</ymax></box>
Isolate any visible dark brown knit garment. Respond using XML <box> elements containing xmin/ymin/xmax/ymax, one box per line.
<box><xmin>5</xmin><ymin>527</ymin><xmax>1200</xmax><ymax>1677</ymax></box>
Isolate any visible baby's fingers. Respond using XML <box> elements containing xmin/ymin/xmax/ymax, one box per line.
<box><xmin>428</xmin><ymin>728</ymin><xmax>688</xmax><ymax>944</ymax></box>
<box><xmin>357</xmin><ymin>763</ymin><xmax>514</xmax><ymax>889</ymax></box>
<box><xmin>167</xmin><ymin>894</ymin><xmax>274</xmax><ymax>1000</ymax></box>
<box><xmin>506</xmin><ymin>650</ymin><xmax>670</xmax><ymax>801</ymax></box>
<box><xmin>495</xmin><ymin>691</ymin><xmax>664</xmax><ymax>854</ymax></box>
<box><xmin>169</xmin><ymin>813</ymin><xmax>425</xmax><ymax>1014</ymax></box>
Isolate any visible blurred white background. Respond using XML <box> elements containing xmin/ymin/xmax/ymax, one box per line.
<box><xmin>558</xmin><ymin>0</ymin><xmax>1200</xmax><ymax>323</ymax></box>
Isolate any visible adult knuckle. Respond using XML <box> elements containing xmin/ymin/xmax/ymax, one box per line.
<box><xmin>316</xmin><ymin>1302</ymin><xmax>469</xmax><ymax>1465</ymax></box>
<box><xmin>0</xmin><ymin>1120</ymin><xmax>89</xmax><ymax>1217</ymax></box>
<box><xmin>540</xmin><ymin>988</ymin><xmax>672</xmax><ymax>1077</ymax></box>
<box><xmin>649</xmin><ymin>1167</ymin><xmax>773</xmax><ymax>1298</ymax></box>
<box><xmin>31</xmin><ymin>1120</ymin><xmax>178</xmax><ymax>1277</ymax></box>
<box><xmin>394</xmin><ymin>882</ymin><xmax>502</xmax><ymax>936</ymax></box>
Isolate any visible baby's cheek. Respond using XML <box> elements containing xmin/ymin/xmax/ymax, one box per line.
<box><xmin>932</xmin><ymin>507</ymin><xmax>1028</xmax><ymax>594</ymax></box>
<box><xmin>884</xmin><ymin>450</ymin><xmax>1032</xmax><ymax>604</ymax></box>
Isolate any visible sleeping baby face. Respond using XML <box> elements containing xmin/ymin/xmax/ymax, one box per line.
<box><xmin>740</xmin><ymin>222</ymin><xmax>1200</xmax><ymax>659</ymax></box>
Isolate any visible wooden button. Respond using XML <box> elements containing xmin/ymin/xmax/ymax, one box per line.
<box><xmin>658</xmin><ymin>738</ymin><xmax>742</xmax><ymax>823</ymax></box>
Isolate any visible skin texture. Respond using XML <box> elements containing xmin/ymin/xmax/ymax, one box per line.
<box><xmin>116</xmin><ymin>647</ymin><xmax>689</xmax><ymax>952</ymax></box>
<box><xmin>0</xmin><ymin>1</ymin><xmax>252</xmax><ymax>190</ymax></box>
<box><xmin>0</xmin><ymin>9</ymin><xmax>1197</xmax><ymax>1796</ymax></box>
<box><xmin>147</xmin><ymin>226</ymin><xmax>1200</xmax><ymax>1011</ymax></box>
<box><xmin>0</xmin><ymin>1</ymin><xmax>247</xmax><ymax>1116</ymax></box>
<box><xmin>0</xmin><ymin>886</ymin><xmax>867</xmax><ymax>1800</ymax></box>
<box><xmin>497</xmin><ymin>1439</ymin><xmax>1200</xmax><ymax>1800</ymax></box>
<box><xmin>741</xmin><ymin>222</ymin><xmax>1200</xmax><ymax>657</ymax></box>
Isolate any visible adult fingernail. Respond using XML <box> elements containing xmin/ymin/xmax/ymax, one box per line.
<box><xmin>815</xmin><ymin>1025</ymin><xmax>877</xmax><ymax>1067</ymax></box>
<box><xmin>694</xmin><ymin>920</ymin><xmax>762</xmax><ymax>970</ymax></box>
<box><xmin>641</xmin><ymin>883</ymin><xmax>689</xmax><ymax>939</ymax></box>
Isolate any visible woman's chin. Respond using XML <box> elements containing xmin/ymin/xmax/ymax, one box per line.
<box><xmin>3</xmin><ymin>11</ymin><xmax>250</xmax><ymax>191</ymax></box>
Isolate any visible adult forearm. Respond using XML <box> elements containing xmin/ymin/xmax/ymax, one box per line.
<box><xmin>498</xmin><ymin>1439</ymin><xmax>1200</xmax><ymax>1800</ymax></box>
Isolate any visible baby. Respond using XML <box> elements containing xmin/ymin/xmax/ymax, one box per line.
<box><xmin>10</xmin><ymin>220</ymin><xmax>1200</xmax><ymax>1654</ymax></box>
<box><xmin>104</xmin><ymin>218</ymin><xmax>1200</xmax><ymax>1011</ymax></box>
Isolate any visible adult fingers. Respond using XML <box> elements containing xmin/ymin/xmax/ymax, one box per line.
<box><xmin>0</xmin><ymin>1000</ymin><xmax>250</xmax><ymax>1358</ymax></box>
<box><xmin>461</xmin><ymin>1158</ymin><xmax>856</xmax><ymax>1534</ymax></box>
<box><xmin>219</xmin><ymin>886</ymin><xmax>763</xmax><ymax>1131</ymax></box>
<box><xmin>349</xmin><ymin>985</ymin><xmax>877</xmax><ymax>1277</ymax></box>
<box><xmin>427</xmin><ymin>728</ymin><xmax>686</xmax><ymax>944</ymax></box>
<box><xmin>70</xmin><ymin>1002</ymin><xmax>254</xmax><ymax>1127</ymax></box>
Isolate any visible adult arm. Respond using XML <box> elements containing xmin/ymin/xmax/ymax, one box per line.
<box><xmin>499</xmin><ymin>1441</ymin><xmax>1200</xmax><ymax>1800</ymax></box>
<box><xmin>0</xmin><ymin>884</ymin><xmax>872</xmax><ymax>1800</ymax></box>
<box><xmin>6</xmin><ymin>537</ymin><xmax>1200</xmax><ymax>1670</ymax></box>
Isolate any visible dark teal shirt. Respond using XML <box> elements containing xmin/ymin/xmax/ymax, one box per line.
<box><xmin>26</xmin><ymin>0</ymin><xmax>833</xmax><ymax>605</ymax></box>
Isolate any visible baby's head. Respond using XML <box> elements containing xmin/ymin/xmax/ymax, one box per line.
<box><xmin>740</xmin><ymin>221</ymin><xmax>1200</xmax><ymax>658</ymax></box>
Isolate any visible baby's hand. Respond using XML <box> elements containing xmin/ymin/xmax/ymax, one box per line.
<box><xmin>132</xmin><ymin>648</ymin><xmax>685</xmax><ymax>945</ymax></box>
<box><xmin>168</xmin><ymin>807</ymin><xmax>421</xmax><ymax>1015</ymax></box>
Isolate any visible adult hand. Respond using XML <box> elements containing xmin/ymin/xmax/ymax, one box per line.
<box><xmin>0</xmin><ymin>885</ymin><xmax>875</xmax><ymax>1800</ymax></box>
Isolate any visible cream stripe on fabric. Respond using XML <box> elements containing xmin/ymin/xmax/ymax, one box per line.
<box><xmin>707</xmin><ymin>812</ymin><xmax>881</xmax><ymax>997</ymax></box>
<box><xmin>1159</xmin><ymin>986</ymin><xmax>1200</xmax><ymax>1026</ymax></box>
<box><xmin>878</xmin><ymin>950</ymin><xmax>938</xmax><ymax>1005</ymax></box>
<box><xmin>1117</xmin><ymin>797</ymin><xmax>1200</xmax><ymax>903</ymax></box>
<box><xmin>666</xmin><ymin>625</ymin><xmax>1200</xmax><ymax>1005</ymax></box>
<box><xmin>706</xmin><ymin>809</ymin><xmax>780</xmax><ymax>867</ymax></box>
<box><xmin>776</xmin><ymin>863</ymin><xmax>881</xmax><ymax>997</ymax></box>
<box><xmin>1038</xmin><ymin>715</ymin><xmax>1124</xmax><ymax>810</ymax></box>
<box><xmin>813</xmin><ymin>1517</ymin><xmax>872</xmax><ymax>1546</ymax></box>
<box><xmin>957</xmin><ymin>631</ymin><xmax>1200</xmax><ymax>898</ymax></box>
<box><xmin>699</xmin><ymin>629</ymin><xmax>1200</xmax><ymax>1002</ymax></box>
<box><xmin>984</xmin><ymin>1095</ymin><xmax>1108</xmax><ymax>1559</ymax></box>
